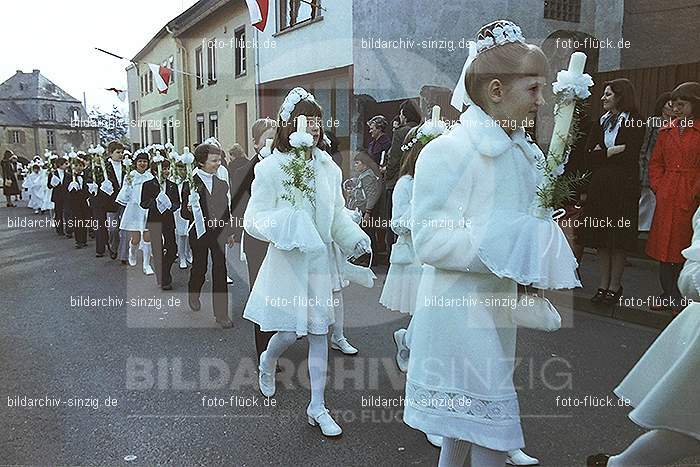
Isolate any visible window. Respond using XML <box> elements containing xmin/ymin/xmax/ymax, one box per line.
<box><xmin>11</xmin><ymin>130</ymin><xmax>23</xmax><ymax>144</ymax></box>
<box><xmin>235</xmin><ymin>103</ymin><xmax>248</xmax><ymax>154</ymax></box>
<box><xmin>207</xmin><ymin>39</ymin><xmax>217</xmax><ymax>84</ymax></box>
<box><xmin>47</xmin><ymin>130</ymin><xmax>55</xmax><ymax>149</ymax></box>
<box><xmin>544</xmin><ymin>0</ymin><xmax>581</xmax><ymax>22</ymax></box>
<box><xmin>195</xmin><ymin>47</ymin><xmax>204</xmax><ymax>88</ymax></box>
<box><xmin>196</xmin><ymin>113</ymin><xmax>205</xmax><ymax>144</ymax></box>
<box><xmin>130</xmin><ymin>101</ymin><xmax>137</xmax><ymax>121</ymax></box>
<box><xmin>168</xmin><ymin>56</ymin><xmax>175</xmax><ymax>84</ymax></box>
<box><xmin>148</xmin><ymin>69</ymin><xmax>154</xmax><ymax>93</ymax></box>
<box><xmin>279</xmin><ymin>0</ymin><xmax>321</xmax><ymax>30</ymax></box>
<box><xmin>151</xmin><ymin>129</ymin><xmax>161</xmax><ymax>144</ymax></box>
<box><xmin>168</xmin><ymin>116</ymin><xmax>175</xmax><ymax>145</ymax></box>
<box><xmin>44</xmin><ymin>104</ymin><xmax>55</xmax><ymax>120</ymax></box>
<box><xmin>209</xmin><ymin>112</ymin><xmax>218</xmax><ymax>139</ymax></box>
<box><xmin>234</xmin><ymin>27</ymin><xmax>247</xmax><ymax>77</ymax></box>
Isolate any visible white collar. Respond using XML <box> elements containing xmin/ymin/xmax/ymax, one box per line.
<box><xmin>458</xmin><ymin>105</ymin><xmax>531</xmax><ymax>158</ymax></box>
<box><xmin>197</xmin><ymin>170</ymin><xmax>215</xmax><ymax>181</ymax></box>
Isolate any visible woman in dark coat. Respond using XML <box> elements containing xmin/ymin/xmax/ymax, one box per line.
<box><xmin>579</xmin><ymin>78</ymin><xmax>645</xmax><ymax>304</ymax></box>
<box><xmin>2</xmin><ymin>150</ymin><xmax>21</xmax><ymax>206</ymax></box>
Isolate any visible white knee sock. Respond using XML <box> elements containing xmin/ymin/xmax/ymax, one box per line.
<box><xmin>307</xmin><ymin>333</ymin><xmax>328</xmax><ymax>414</ymax></box>
<box><xmin>609</xmin><ymin>429</ymin><xmax>700</xmax><ymax>466</ymax></box>
<box><xmin>261</xmin><ymin>331</ymin><xmax>296</xmax><ymax>372</ymax></box>
<box><xmin>469</xmin><ymin>444</ymin><xmax>507</xmax><ymax>467</ymax></box>
<box><xmin>438</xmin><ymin>438</ymin><xmax>471</xmax><ymax>467</ymax></box>
<box><xmin>331</xmin><ymin>291</ymin><xmax>344</xmax><ymax>342</ymax></box>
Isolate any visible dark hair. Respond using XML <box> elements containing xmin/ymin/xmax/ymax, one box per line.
<box><xmin>272</xmin><ymin>98</ymin><xmax>324</xmax><ymax>153</ymax></box>
<box><xmin>54</xmin><ymin>156</ymin><xmax>68</xmax><ymax>167</ymax></box>
<box><xmin>150</xmin><ymin>159</ymin><xmax>170</xmax><ymax>174</ymax></box>
<box><xmin>323</xmin><ymin>130</ymin><xmax>339</xmax><ymax>154</ymax></box>
<box><xmin>399</xmin><ymin>100</ymin><xmax>422</xmax><ymax>124</ymax></box>
<box><xmin>134</xmin><ymin>151</ymin><xmax>150</xmax><ymax>163</ymax></box>
<box><xmin>193</xmin><ymin>143</ymin><xmax>224</xmax><ymax>166</ymax></box>
<box><xmin>652</xmin><ymin>91</ymin><xmax>672</xmax><ymax>117</ymax></box>
<box><xmin>603</xmin><ymin>78</ymin><xmax>639</xmax><ymax>115</ymax></box>
<box><xmin>671</xmin><ymin>81</ymin><xmax>700</xmax><ymax>118</ymax></box>
<box><xmin>3</xmin><ymin>150</ymin><xmax>13</xmax><ymax>160</ymax></box>
<box><xmin>107</xmin><ymin>141</ymin><xmax>125</xmax><ymax>154</ymax></box>
<box><xmin>399</xmin><ymin>126</ymin><xmax>424</xmax><ymax>178</ymax></box>
<box><xmin>251</xmin><ymin>118</ymin><xmax>277</xmax><ymax>146</ymax></box>
<box><xmin>368</xmin><ymin>115</ymin><xmax>388</xmax><ymax>132</ymax></box>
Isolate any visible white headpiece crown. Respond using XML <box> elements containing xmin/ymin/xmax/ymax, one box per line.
<box><xmin>279</xmin><ymin>87</ymin><xmax>316</xmax><ymax>122</ymax></box>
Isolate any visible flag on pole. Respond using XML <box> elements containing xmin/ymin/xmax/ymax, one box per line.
<box><xmin>148</xmin><ymin>63</ymin><xmax>172</xmax><ymax>94</ymax></box>
<box><xmin>105</xmin><ymin>87</ymin><xmax>127</xmax><ymax>102</ymax></box>
<box><xmin>245</xmin><ymin>0</ymin><xmax>269</xmax><ymax>31</ymax></box>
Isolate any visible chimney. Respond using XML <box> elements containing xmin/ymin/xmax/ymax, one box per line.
<box><xmin>16</xmin><ymin>70</ymin><xmax>23</xmax><ymax>74</ymax></box>
<box><xmin>32</xmin><ymin>69</ymin><xmax>40</xmax><ymax>74</ymax></box>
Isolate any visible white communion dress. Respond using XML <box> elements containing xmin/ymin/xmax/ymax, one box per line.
<box><xmin>403</xmin><ymin>105</ymin><xmax>580</xmax><ymax>452</ymax></box>
<box><xmin>242</xmin><ymin>148</ymin><xmax>370</xmax><ymax>336</ymax></box>
<box><xmin>379</xmin><ymin>175</ymin><xmax>423</xmax><ymax>314</ymax></box>
<box><xmin>612</xmin><ymin>206</ymin><xmax>700</xmax><ymax>440</ymax></box>
<box><xmin>116</xmin><ymin>170</ymin><xmax>154</xmax><ymax>232</ymax></box>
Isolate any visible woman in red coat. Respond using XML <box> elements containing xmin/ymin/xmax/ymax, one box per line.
<box><xmin>646</xmin><ymin>82</ymin><xmax>700</xmax><ymax>313</ymax></box>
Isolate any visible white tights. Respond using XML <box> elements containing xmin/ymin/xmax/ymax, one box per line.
<box><xmin>331</xmin><ymin>290</ymin><xmax>345</xmax><ymax>342</ymax></box>
<box><xmin>261</xmin><ymin>331</ymin><xmax>329</xmax><ymax>414</ymax></box>
<box><xmin>438</xmin><ymin>438</ymin><xmax>506</xmax><ymax>467</ymax></box>
<box><xmin>608</xmin><ymin>429</ymin><xmax>700</xmax><ymax>466</ymax></box>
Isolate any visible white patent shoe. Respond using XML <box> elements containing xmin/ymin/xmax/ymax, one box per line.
<box><xmin>330</xmin><ymin>337</ymin><xmax>358</xmax><ymax>355</ymax></box>
<box><xmin>179</xmin><ymin>257</ymin><xmax>188</xmax><ymax>269</ymax></box>
<box><xmin>506</xmin><ymin>449</ymin><xmax>540</xmax><ymax>465</ymax></box>
<box><xmin>258</xmin><ymin>351</ymin><xmax>276</xmax><ymax>397</ymax></box>
<box><xmin>307</xmin><ymin>407</ymin><xmax>342</xmax><ymax>437</ymax></box>
<box><xmin>393</xmin><ymin>329</ymin><xmax>409</xmax><ymax>373</ymax></box>
<box><xmin>128</xmin><ymin>243</ymin><xmax>138</xmax><ymax>266</ymax></box>
<box><xmin>426</xmin><ymin>434</ymin><xmax>443</xmax><ymax>447</ymax></box>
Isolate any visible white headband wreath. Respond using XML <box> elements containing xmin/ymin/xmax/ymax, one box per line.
<box><xmin>451</xmin><ymin>20</ymin><xmax>526</xmax><ymax>112</ymax></box>
<box><xmin>280</xmin><ymin>87</ymin><xmax>316</xmax><ymax>122</ymax></box>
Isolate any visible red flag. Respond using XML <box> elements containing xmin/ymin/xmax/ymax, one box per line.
<box><xmin>245</xmin><ymin>0</ymin><xmax>269</xmax><ymax>31</ymax></box>
<box><xmin>148</xmin><ymin>63</ymin><xmax>172</xmax><ymax>94</ymax></box>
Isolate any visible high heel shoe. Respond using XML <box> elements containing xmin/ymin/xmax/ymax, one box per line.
<box><xmin>307</xmin><ymin>408</ymin><xmax>342</xmax><ymax>437</ymax></box>
<box><xmin>603</xmin><ymin>286</ymin><xmax>623</xmax><ymax>305</ymax></box>
<box><xmin>590</xmin><ymin>288</ymin><xmax>608</xmax><ymax>303</ymax></box>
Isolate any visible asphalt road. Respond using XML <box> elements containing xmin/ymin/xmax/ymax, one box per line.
<box><xmin>1</xmin><ymin>202</ymin><xmax>697</xmax><ymax>466</ymax></box>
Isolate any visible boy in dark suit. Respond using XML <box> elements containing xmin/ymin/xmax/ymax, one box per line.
<box><xmin>47</xmin><ymin>156</ymin><xmax>72</xmax><ymax>237</ymax></box>
<box><xmin>66</xmin><ymin>157</ymin><xmax>91</xmax><ymax>248</ymax></box>
<box><xmin>181</xmin><ymin>143</ymin><xmax>235</xmax><ymax>328</ymax></box>
<box><xmin>140</xmin><ymin>157</ymin><xmax>180</xmax><ymax>290</ymax></box>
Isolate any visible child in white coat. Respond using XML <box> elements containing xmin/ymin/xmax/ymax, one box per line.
<box><xmin>243</xmin><ymin>87</ymin><xmax>371</xmax><ymax>437</ymax></box>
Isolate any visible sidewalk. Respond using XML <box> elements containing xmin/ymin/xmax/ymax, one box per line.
<box><xmin>550</xmin><ymin>249</ymin><xmax>676</xmax><ymax>329</ymax></box>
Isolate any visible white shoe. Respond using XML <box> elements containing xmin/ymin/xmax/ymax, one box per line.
<box><xmin>128</xmin><ymin>243</ymin><xmax>138</xmax><ymax>266</ymax></box>
<box><xmin>426</xmin><ymin>434</ymin><xmax>443</xmax><ymax>448</ymax></box>
<box><xmin>393</xmin><ymin>329</ymin><xmax>409</xmax><ymax>373</ymax></box>
<box><xmin>179</xmin><ymin>258</ymin><xmax>188</xmax><ymax>269</ymax></box>
<box><xmin>226</xmin><ymin>276</ymin><xmax>234</xmax><ymax>284</ymax></box>
<box><xmin>331</xmin><ymin>337</ymin><xmax>358</xmax><ymax>355</ymax></box>
<box><xmin>142</xmin><ymin>242</ymin><xmax>155</xmax><ymax>275</ymax></box>
<box><xmin>507</xmin><ymin>449</ymin><xmax>540</xmax><ymax>466</ymax></box>
<box><xmin>258</xmin><ymin>351</ymin><xmax>275</xmax><ymax>397</ymax></box>
<box><xmin>307</xmin><ymin>408</ymin><xmax>342</xmax><ymax>437</ymax></box>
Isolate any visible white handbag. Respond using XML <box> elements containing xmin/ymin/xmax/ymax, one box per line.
<box><xmin>389</xmin><ymin>238</ymin><xmax>413</xmax><ymax>265</ymax></box>
<box><xmin>510</xmin><ymin>294</ymin><xmax>561</xmax><ymax>332</ymax></box>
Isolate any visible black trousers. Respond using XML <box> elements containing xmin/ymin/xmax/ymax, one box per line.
<box><xmin>384</xmin><ymin>187</ymin><xmax>396</xmax><ymax>257</ymax></box>
<box><xmin>72</xmin><ymin>204</ymin><xmax>91</xmax><ymax>245</ymax></box>
<box><xmin>660</xmin><ymin>261</ymin><xmax>683</xmax><ymax>304</ymax></box>
<box><xmin>94</xmin><ymin>205</ymin><xmax>109</xmax><ymax>254</ymax></box>
<box><xmin>149</xmin><ymin>219</ymin><xmax>177</xmax><ymax>286</ymax></box>
<box><xmin>244</xmin><ymin>232</ymin><xmax>273</xmax><ymax>363</ymax></box>
<box><xmin>188</xmin><ymin>229</ymin><xmax>229</xmax><ymax>322</ymax></box>
<box><xmin>53</xmin><ymin>199</ymin><xmax>73</xmax><ymax>235</ymax></box>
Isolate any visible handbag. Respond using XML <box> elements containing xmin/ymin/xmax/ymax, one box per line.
<box><xmin>389</xmin><ymin>238</ymin><xmax>413</xmax><ymax>264</ymax></box>
<box><xmin>510</xmin><ymin>293</ymin><xmax>561</xmax><ymax>332</ymax></box>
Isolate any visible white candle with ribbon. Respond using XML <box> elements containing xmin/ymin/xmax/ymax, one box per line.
<box><xmin>546</xmin><ymin>51</ymin><xmax>587</xmax><ymax>172</ymax></box>
<box><xmin>297</xmin><ymin>114</ymin><xmax>308</xmax><ymax>133</ymax></box>
<box><xmin>431</xmin><ymin>105</ymin><xmax>441</xmax><ymax>124</ymax></box>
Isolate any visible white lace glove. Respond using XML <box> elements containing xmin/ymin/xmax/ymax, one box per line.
<box><xmin>99</xmin><ymin>179</ymin><xmax>114</xmax><ymax>195</ymax></box>
<box><xmin>353</xmin><ymin>237</ymin><xmax>372</xmax><ymax>258</ymax></box>
<box><xmin>50</xmin><ymin>175</ymin><xmax>61</xmax><ymax>187</ymax></box>
<box><xmin>68</xmin><ymin>181</ymin><xmax>80</xmax><ymax>192</ymax></box>
<box><xmin>87</xmin><ymin>182</ymin><xmax>98</xmax><ymax>195</ymax></box>
<box><xmin>188</xmin><ymin>191</ymin><xmax>200</xmax><ymax>205</ymax></box>
<box><xmin>156</xmin><ymin>191</ymin><xmax>172</xmax><ymax>213</ymax></box>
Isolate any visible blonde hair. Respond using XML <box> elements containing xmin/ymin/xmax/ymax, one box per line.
<box><xmin>465</xmin><ymin>42</ymin><xmax>548</xmax><ymax>110</ymax></box>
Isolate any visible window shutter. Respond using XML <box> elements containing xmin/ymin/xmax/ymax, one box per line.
<box><xmin>20</xmin><ymin>131</ymin><xmax>26</xmax><ymax>144</ymax></box>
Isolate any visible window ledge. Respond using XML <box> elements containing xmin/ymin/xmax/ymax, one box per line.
<box><xmin>235</xmin><ymin>72</ymin><xmax>247</xmax><ymax>79</ymax></box>
<box><xmin>274</xmin><ymin>15</ymin><xmax>324</xmax><ymax>37</ymax></box>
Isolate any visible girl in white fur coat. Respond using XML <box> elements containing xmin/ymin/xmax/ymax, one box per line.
<box><xmin>243</xmin><ymin>88</ymin><xmax>371</xmax><ymax>437</ymax></box>
<box><xmin>403</xmin><ymin>21</ymin><xmax>578</xmax><ymax>467</ymax></box>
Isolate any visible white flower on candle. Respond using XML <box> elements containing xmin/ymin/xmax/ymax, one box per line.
<box><xmin>289</xmin><ymin>131</ymin><xmax>314</xmax><ymax>149</ymax></box>
<box><xmin>552</xmin><ymin>69</ymin><xmax>594</xmax><ymax>102</ymax></box>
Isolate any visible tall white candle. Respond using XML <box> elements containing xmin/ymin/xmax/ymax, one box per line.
<box><xmin>547</xmin><ymin>51</ymin><xmax>587</xmax><ymax>171</ymax></box>
<box><xmin>431</xmin><ymin>105</ymin><xmax>441</xmax><ymax>123</ymax></box>
<box><xmin>265</xmin><ymin>138</ymin><xmax>273</xmax><ymax>151</ymax></box>
<box><xmin>297</xmin><ymin>115</ymin><xmax>308</xmax><ymax>133</ymax></box>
